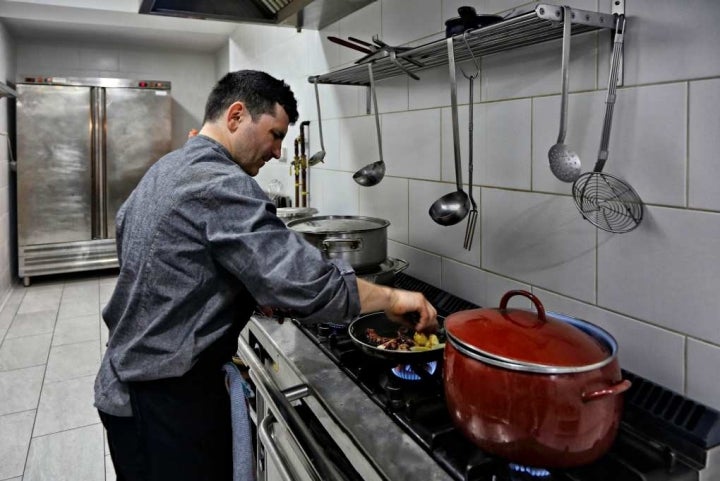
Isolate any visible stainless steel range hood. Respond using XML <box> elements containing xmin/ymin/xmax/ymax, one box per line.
<box><xmin>138</xmin><ymin>0</ymin><xmax>376</xmax><ymax>30</ymax></box>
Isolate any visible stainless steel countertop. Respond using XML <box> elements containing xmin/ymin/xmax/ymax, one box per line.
<box><xmin>246</xmin><ymin>315</ymin><xmax>454</xmax><ymax>481</ymax></box>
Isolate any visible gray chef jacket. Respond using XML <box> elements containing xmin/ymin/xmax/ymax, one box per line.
<box><xmin>94</xmin><ymin>135</ymin><xmax>360</xmax><ymax>416</ymax></box>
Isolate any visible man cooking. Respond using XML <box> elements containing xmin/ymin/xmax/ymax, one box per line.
<box><xmin>94</xmin><ymin>69</ymin><xmax>438</xmax><ymax>481</ymax></box>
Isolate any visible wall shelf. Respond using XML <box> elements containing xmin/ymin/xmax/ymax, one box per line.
<box><xmin>309</xmin><ymin>3</ymin><xmax>621</xmax><ymax>86</ymax></box>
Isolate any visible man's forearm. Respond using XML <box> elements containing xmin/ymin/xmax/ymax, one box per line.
<box><xmin>357</xmin><ymin>278</ymin><xmax>395</xmax><ymax>314</ymax></box>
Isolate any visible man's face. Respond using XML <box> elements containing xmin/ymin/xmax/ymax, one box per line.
<box><xmin>231</xmin><ymin>103</ymin><xmax>289</xmax><ymax>177</ymax></box>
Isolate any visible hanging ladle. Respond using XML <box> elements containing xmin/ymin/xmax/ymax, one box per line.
<box><xmin>353</xmin><ymin>63</ymin><xmax>386</xmax><ymax>187</ymax></box>
<box><xmin>308</xmin><ymin>78</ymin><xmax>326</xmax><ymax>167</ymax></box>
<box><xmin>548</xmin><ymin>6</ymin><xmax>582</xmax><ymax>183</ymax></box>
<box><xmin>429</xmin><ymin>37</ymin><xmax>470</xmax><ymax>226</ymax></box>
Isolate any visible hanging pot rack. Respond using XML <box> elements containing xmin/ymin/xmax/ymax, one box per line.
<box><xmin>308</xmin><ymin>2</ymin><xmax>625</xmax><ymax>87</ymax></box>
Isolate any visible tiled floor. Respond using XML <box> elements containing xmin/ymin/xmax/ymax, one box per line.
<box><xmin>0</xmin><ymin>272</ymin><xmax>118</xmax><ymax>481</ymax></box>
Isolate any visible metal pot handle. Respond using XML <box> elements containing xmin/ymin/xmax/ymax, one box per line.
<box><xmin>321</xmin><ymin>238</ymin><xmax>363</xmax><ymax>252</ymax></box>
<box><xmin>499</xmin><ymin>290</ymin><xmax>547</xmax><ymax>323</ymax></box>
<box><xmin>582</xmin><ymin>379</ymin><xmax>632</xmax><ymax>403</ymax></box>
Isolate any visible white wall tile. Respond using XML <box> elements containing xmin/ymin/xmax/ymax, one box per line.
<box><xmin>380</xmin><ymin>0</ymin><xmax>443</xmax><ymax>46</ymax></box>
<box><xmin>533</xmin><ymin>288</ymin><xmax>686</xmax><ymax>394</ymax></box>
<box><xmin>689</xmin><ymin>78</ymin><xmax>720</xmax><ymax>210</ymax></box>
<box><xmin>687</xmin><ymin>339</ymin><xmax>720</xmax><ymax>411</ymax></box>
<box><xmin>481</xmin><ymin>188</ymin><xmax>596</xmax><ymax>302</ymax></box>
<box><xmin>79</xmin><ymin>48</ymin><xmax>119</xmax><ymax>71</ymax></box>
<box><xmin>441</xmin><ymin>258</ymin><xmax>530</xmax><ymax>308</ymax></box>
<box><xmin>383</xmin><ymin>109</ymin><xmax>441</xmax><ymax>181</ymax></box>
<box><xmin>442</xmin><ymin>99</ymin><xmax>531</xmax><ymax>189</ymax></box>
<box><xmin>623</xmin><ymin>0</ymin><xmax>720</xmax><ymax>85</ymax></box>
<box><xmin>357</xmin><ymin>176</ymin><xmax>409</xmax><ymax>244</ymax></box>
<box><xmin>598</xmin><ymin>206</ymin><xmax>720</xmax><ymax>344</ymax></box>
<box><xmin>375</xmin><ymin>75</ymin><xmax>408</xmax><ymax>114</ymax></box>
<box><xmin>388</xmin><ymin>240</ymin><xmax>441</xmax><ymax>287</ymax></box>
<box><xmin>16</xmin><ymin>43</ymin><xmax>80</xmax><ymax>75</ymax></box>
<box><xmin>338</xmin><ymin>1</ymin><xmax>382</xmax><ymax>66</ymax></box>
<box><xmin>310</xmin><ymin>169</ymin><xmax>359</xmax><ymax>216</ymax></box>
<box><xmin>338</xmin><ymin>114</ymin><xmax>377</xmax><ymax>173</ymax></box>
<box><xmin>610</xmin><ymin>83</ymin><xmax>687</xmax><ymax>207</ymax></box>
<box><xmin>483</xmin><ymin>33</ymin><xmax>597</xmax><ymax>102</ymax></box>
<box><xmin>408</xmin><ymin>180</ymin><xmax>480</xmax><ymax>266</ymax></box>
<box><xmin>409</xmin><ymin>64</ymin><xmax>456</xmax><ymax>111</ymax></box>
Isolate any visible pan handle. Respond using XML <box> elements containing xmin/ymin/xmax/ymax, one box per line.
<box><xmin>582</xmin><ymin>379</ymin><xmax>632</xmax><ymax>403</ymax></box>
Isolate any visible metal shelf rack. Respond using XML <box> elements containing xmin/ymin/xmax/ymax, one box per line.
<box><xmin>0</xmin><ymin>81</ymin><xmax>17</xmax><ymax>98</ymax></box>
<box><xmin>309</xmin><ymin>3</ymin><xmax>623</xmax><ymax>86</ymax></box>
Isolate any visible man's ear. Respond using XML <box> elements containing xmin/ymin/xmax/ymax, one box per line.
<box><xmin>226</xmin><ymin>101</ymin><xmax>247</xmax><ymax>132</ymax></box>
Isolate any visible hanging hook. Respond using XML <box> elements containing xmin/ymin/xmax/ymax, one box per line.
<box><xmin>458</xmin><ymin>31</ymin><xmax>480</xmax><ymax>80</ymax></box>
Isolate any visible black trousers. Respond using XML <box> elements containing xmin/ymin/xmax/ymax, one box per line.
<box><xmin>99</xmin><ymin>363</ymin><xmax>233</xmax><ymax>481</ymax></box>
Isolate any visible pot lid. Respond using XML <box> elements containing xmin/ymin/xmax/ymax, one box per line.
<box><xmin>287</xmin><ymin>215</ymin><xmax>390</xmax><ymax>233</ymax></box>
<box><xmin>445</xmin><ymin>290</ymin><xmax>612</xmax><ymax>371</ymax></box>
<box><xmin>276</xmin><ymin>207</ymin><xmax>318</xmax><ymax>220</ymax></box>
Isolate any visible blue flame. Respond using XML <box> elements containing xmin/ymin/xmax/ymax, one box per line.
<box><xmin>509</xmin><ymin>463</ymin><xmax>551</xmax><ymax>478</ymax></box>
<box><xmin>391</xmin><ymin>362</ymin><xmax>438</xmax><ymax>381</ymax></box>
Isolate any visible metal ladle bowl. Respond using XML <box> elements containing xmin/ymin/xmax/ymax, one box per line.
<box><xmin>429</xmin><ymin>190</ymin><xmax>469</xmax><ymax>226</ymax></box>
<box><xmin>353</xmin><ymin>63</ymin><xmax>385</xmax><ymax>187</ymax></box>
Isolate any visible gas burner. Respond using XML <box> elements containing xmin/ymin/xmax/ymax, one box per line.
<box><xmin>316</xmin><ymin>322</ymin><xmax>347</xmax><ymax>340</ymax></box>
<box><xmin>391</xmin><ymin>362</ymin><xmax>438</xmax><ymax>381</ymax></box>
<box><xmin>508</xmin><ymin>463</ymin><xmax>551</xmax><ymax>480</ymax></box>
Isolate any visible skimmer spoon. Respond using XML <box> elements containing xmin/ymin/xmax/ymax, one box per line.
<box><xmin>548</xmin><ymin>6</ymin><xmax>582</xmax><ymax>183</ymax></box>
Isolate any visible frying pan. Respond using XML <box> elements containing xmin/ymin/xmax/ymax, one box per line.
<box><xmin>348</xmin><ymin>312</ymin><xmax>446</xmax><ymax>364</ymax></box>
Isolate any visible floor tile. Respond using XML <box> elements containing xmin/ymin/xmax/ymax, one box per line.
<box><xmin>52</xmin><ymin>314</ymin><xmax>100</xmax><ymax>347</ymax></box>
<box><xmin>5</xmin><ymin>310</ymin><xmax>57</xmax><ymax>340</ymax></box>
<box><xmin>61</xmin><ymin>281</ymin><xmax>99</xmax><ymax>300</ymax></box>
<box><xmin>16</xmin><ymin>287</ymin><xmax>63</xmax><ymax>315</ymax></box>
<box><xmin>57</xmin><ymin>295</ymin><xmax>100</xmax><ymax>320</ymax></box>
<box><xmin>0</xmin><ymin>333</ymin><xmax>52</xmax><ymax>371</ymax></box>
<box><xmin>24</xmin><ymin>424</ymin><xmax>105</xmax><ymax>481</ymax></box>
<box><xmin>0</xmin><ymin>365</ymin><xmax>44</xmax><ymax>416</ymax></box>
<box><xmin>33</xmin><ymin>374</ymin><xmax>99</xmax><ymax>437</ymax></box>
<box><xmin>44</xmin><ymin>341</ymin><xmax>100</xmax><ymax>383</ymax></box>
<box><xmin>0</xmin><ymin>410</ymin><xmax>36</xmax><ymax>479</ymax></box>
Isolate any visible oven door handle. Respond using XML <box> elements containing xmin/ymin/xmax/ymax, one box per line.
<box><xmin>237</xmin><ymin>335</ymin><xmax>348</xmax><ymax>481</ymax></box>
<box><xmin>258</xmin><ymin>414</ymin><xmax>297</xmax><ymax>481</ymax></box>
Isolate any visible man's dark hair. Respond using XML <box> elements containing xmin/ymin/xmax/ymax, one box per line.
<box><xmin>203</xmin><ymin>70</ymin><xmax>299</xmax><ymax>125</ymax></box>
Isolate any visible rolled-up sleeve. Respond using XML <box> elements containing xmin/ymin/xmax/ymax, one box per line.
<box><xmin>202</xmin><ymin>176</ymin><xmax>360</xmax><ymax>323</ymax></box>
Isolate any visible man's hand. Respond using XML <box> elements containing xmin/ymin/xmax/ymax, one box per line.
<box><xmin>357</xmin><ymin>278</ymin><xmax>438</xmax><ymax>333</ymax></box>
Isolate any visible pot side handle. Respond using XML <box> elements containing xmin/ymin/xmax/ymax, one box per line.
<box><xmin>582</xmin><ymin>379</ymin><xmax>632</xmax><ymax>403</ymax></box>
<box><xmin>321</xmin><ymin>238</ymin><xmax>363</xmax><ymax>252</ymax></box>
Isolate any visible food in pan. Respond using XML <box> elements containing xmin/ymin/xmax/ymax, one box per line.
<box><xmin>365</xmin><ymin>328</ymin><xmax>442</xmax><ymax>351</ymax></box>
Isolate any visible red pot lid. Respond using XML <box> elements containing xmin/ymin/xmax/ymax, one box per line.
<box><xmin>445</xmin><ymin>291</ymin><xmax>611</xmax><ymax>368</ymax></box>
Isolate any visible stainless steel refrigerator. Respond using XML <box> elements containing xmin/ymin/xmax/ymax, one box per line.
<box><xmin>15</xmin><ymin>76</ymin><xmax>172</xmax><ymax>285</ymax></box>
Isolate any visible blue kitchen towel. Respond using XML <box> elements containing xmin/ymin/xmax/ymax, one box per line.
<box><xmin>222</xmin><ymin>362</ymin><xmax>256</xmax><ymax>481</ymax></box>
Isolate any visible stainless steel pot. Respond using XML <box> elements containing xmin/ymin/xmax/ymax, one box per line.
<box><xmin>287</xmin><ymin>215</ymin><xmax>390</xmax><ymax>273</ymax></box>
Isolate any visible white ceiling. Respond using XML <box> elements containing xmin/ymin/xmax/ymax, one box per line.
<box><xmin>0</xmin><ymin>0</ymin><xmax>243</xmax><ymax>53</ymax></box>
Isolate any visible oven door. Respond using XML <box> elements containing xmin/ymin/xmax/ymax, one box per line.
<box><xmin>237</xmin><ymin>333</ymin><xmax>384</xmax><ymax>481</ymax></box>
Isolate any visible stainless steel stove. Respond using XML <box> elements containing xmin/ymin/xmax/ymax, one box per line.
<box><xmin>237</xmin><ymin>273</ymin><xmax>720</xmax><ymax>481</ymax></box>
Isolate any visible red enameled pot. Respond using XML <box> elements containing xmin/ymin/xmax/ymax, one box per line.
<box><xmin>443</xmin><ymin>290</ymin><xmax>631</xmax><ymax>468</ymax></box>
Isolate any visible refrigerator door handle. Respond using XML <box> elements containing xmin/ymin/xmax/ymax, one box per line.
<box><xmin>91</xmin><ymin>87</ymin><xmax>107</xmax><ymax>239</ymax></box>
